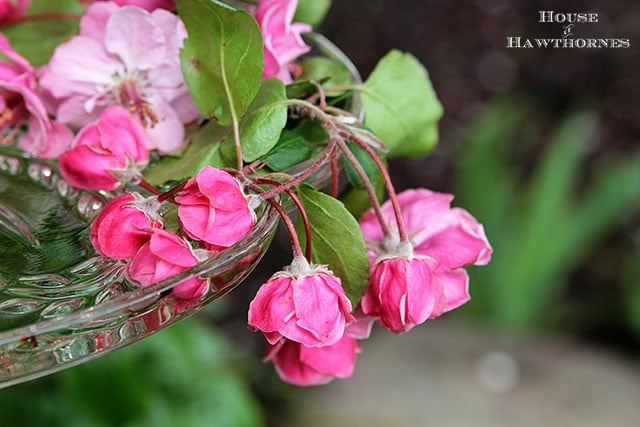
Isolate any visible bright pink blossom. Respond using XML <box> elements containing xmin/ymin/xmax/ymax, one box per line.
<box><xmin>80</xmin><ymin>0</ymin><xmax>175</xmax><ymax>12</ymax></box>
<box><xmin>265</xmin><ymin>334</ymin><xmax>361</xmax><ymax>386</ymax></box>
<box><xmin>0</xmin><ymin>33</ymin><xmax>72</xmax><ymax>158</ymax></box>
<box><xmin>254</xmin><ymin>0</ymin><xmax>312</xmax><ymax>82</ymax></box>
<box><xmin>59</xmin><ymin>105</ymin><xmax>150</xmax><ymax>191</ymax></box>
<box><xmin>358</xmin><ymin>189</ymin><xmax>492</xmax><ymax>332</ymax></box>
<box><xmin>0</xmin><ymin>0</ymin><xmax>29</xmax><ymax>26</ymax></box>
<box><xmin>248</xmin><ymin>257</ymin><xmax>354</xmax><ymax>348</ymax></box>
<box><xmin>361</xmin><ymin>253</ymin><xmax>446</xmax><ymax>334</ymax></box>
<box><xmin>90</xmin><ymin>192</ymin><xmax>161</xmax><ymax>259</ymax></box>
<box><xmin>40</xmin><ymin>2</ymin><xmax>198</xmax><ymax>153</ymax></box>
<box><xmin>127</xmin><ymin>229</ymin><xmax>209</xmax><ymax>300</ymax></box>
<box><xmin>175</xmin><ymin>166</ymin><xmax>255</xmax><ymax>250</ymax></box>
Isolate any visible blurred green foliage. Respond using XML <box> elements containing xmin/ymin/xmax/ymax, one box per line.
<box><xmin>455</xmin><ymin>98</ymin><xmax>640</xmax><ymax>331</ymax></box>
<box><xmin>0</xmin><ymin>318</ymin><xmax>264</xmax><ymax>427</ymax></box>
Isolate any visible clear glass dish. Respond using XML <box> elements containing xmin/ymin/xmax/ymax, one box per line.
<box><xmin>0</xmin><ymin>33</ymin><xmax>362</xmax><ymax>388</ymax></box>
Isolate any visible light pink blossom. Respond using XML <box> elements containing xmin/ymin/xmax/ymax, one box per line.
<box><xmin>127</xmin><ymin>229</ymin><xmax>209</xmax><ymax>300</ymax></box>
<box><xmin>254</xmin><ymin>0</ymin><xmax>312</xmax><ymax>82</ymax></box>
<box><xmin>358</xmin><ymin>189</ymin><xmax>492</xmax><ymax>332</ymax></box>
<box><xmin>265</xmin><ymin>334</ymin><xmax>361</xmax><ymax>386</ymax></box>
<box><xmin>90</xmin><ymin>192</ymin><xmax>161</xmax><ymax>259</ymax></box>
<box><xmin>40</xmin><ymin>2</ymin><xmax>198</xmax><ymax>153</ymax></box>
<box><xmin>59</xmin><ymin>105</ymin><xmax>150</xmax><ymax>191</ymax></box>
<box><xmin>0</xmin><ymin>33</ymin><xmax>73</xmax><ymax>158</ymax></box>
<box><xmin>248</xmin><ymin>257</ymin><xmax>354</xmax><ymax>348</ymax></box>
<box><xmin>80</xmin><ymin>0</ymin><xmax>175</xmax><ymax>12</ymax></box>
<box><xmin>0</xmin><ymin>0</ymin><xmax>30</xmax><ymax>26</ymax></box>
<box><xmin>175</xmin><ymin>166</ymin><xmax>255</xmax><ymax>250</ymax></box>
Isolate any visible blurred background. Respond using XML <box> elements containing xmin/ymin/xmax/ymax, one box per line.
<box><xmin>2</xmin><ymin>0</ymin><xmax>640</xmax><ymax>426</ymax></box>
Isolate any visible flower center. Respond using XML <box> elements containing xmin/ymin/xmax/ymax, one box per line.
<box><xmin>0</xmin><ymin>92</ymin><xmax>27</xmax><ymax>142</ymax></box>
<box><xmin>117</xmin><ymin>79</ymin><xmax>158</xmax><ymax>128</ymax></box>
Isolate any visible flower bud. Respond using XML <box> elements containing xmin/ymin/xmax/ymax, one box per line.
<box><xmin>248</xmin><ymin>257</ymin><xmax>354</xmax><ymax>348</ymax></box>
<box><xmin>90</xmin><ymin>193</ymin><xmax>161</xmax><ymax>259</ymax></box>
<box><xmin>59</xmin><ymin>106</ymin><xmax>150</xmax><ymax>191</ymax></box>
<box><xmin>127</xmin><ymin>229</ymin><xmax>208</xmax><ymax>300</ymax></box>
<box><xmin>175</xmin><ymin>166</ymin><xmax>255</xmax><ymax>250</ymax></box>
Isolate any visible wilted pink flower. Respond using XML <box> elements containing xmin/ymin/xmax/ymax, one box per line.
<box><xmin>254</xmin><ymin>0</ymin><xmax>312</xmax><ymax>82</ymax></box>
<box><xmin>248</xmin><ymin>257</ymin><xmax>354</xmax><ymax>348</ymax></box>
<box><xmin>265</xmin><ymin>334</ymin><xmax>361</xmax><ymax>386</ymax></box>
<box><xmin>80</xmin><ymin>0</ymin><xmax>175</xmax><ymax>12</ymax></box>
<box><xmin>0</xmin><ymin>0</ymin><xmax>30</xmax><ymax>26</ymax></box>
<box><xmin>361</xmin><ymin>251</ymin><xmax>446</xmax><ymax>334</ymax></box>
<box><xmin>0</xmin><ymin>33</ymin><xmax>73</xmax><ymax>158</ymax></box>
<box><xmin>359</xmin><ymin>189</ymin><xmax>492</xmax><ymax>332</ymax></box>
<box><xmin>40</xmin><ymin>2</ymin><xmax>198</xmax><ymax>153</ymax></box>
<box><xmin>59</xmin><ymin>105</ymin><xmax>150</xmax><ymax>191</ymax></box>
<box><xmin>345</xmin><ymin>305</ymin><xmax>375</xmax><ymax>340</ymax></box>
<box><xmin>90</xmin><ymin>192</ymin><xmax>162</xmax><ymax>259</ymax></box>
<box><xmin>127</xmin><ymin>229</ymin><xmax>209</xmax><ymax>300</ymax></box>
<box><xmin>175</xmin><ymin>166</ymin><xmax>255</xmax><ymax>250</ymax></box>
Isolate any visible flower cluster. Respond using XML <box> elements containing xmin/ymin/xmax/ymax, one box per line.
<box><xmin>1</xmin><ymin>0</ymin><xmax>492</xmax><ymax>387</ymax></box>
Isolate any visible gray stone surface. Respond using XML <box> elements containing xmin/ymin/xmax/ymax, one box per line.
<box><xmin>284</xmin><ymin>319</ymin><xmax>640</xmax><ymax>427</ymax></box>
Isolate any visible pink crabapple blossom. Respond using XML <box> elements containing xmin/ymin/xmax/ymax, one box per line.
<box><xmin>248</xmin><ymin>256</ymin><xmax>355</xmax><ymax>348</ymax></box>
<box><xmin>0</xmin><ymin>33</ymin><xmax>73</xmax><ymax>158</ymax></box>
<box><xmin>90</xmin><ymin>192</ymin><xmax>162</xmax><ymax>259</ymax></box>
<box><xmin>79</xmin><ymin>0</ymin><xmax>175</xmax><ymax>12</ymax></box>
<box><xmin>254</xmin><ymin>0</ymin><xmax>312</xmax><ymax>83</ymax></box>
<box><xmin>0</xmin><ymin>0</ymin><xmax>29</xmax><ymax>27</ymax></box>
<box><xmin>39</xmin><ymin>2</ymin><xmax>199</xmax><ymax>153</ymax></box>
<box><xmin>174</xmin><ymin>166</ymin><xmax>255</xmax><ymax>250</ymax></box>
<box><xmin>127</xmin><ymin>228</ymin><xmax>209</xmax><ymax>300</ymax></box>
<box><xmin>58</xmin><ymin>105</ymin><xmax>150</xmax><ymax>191</ymax></box>
<box><xmin>265</xmin><ymin>333</ymin><xmax>361</xmax><ymax>386</ymax></box>
<box><xmin>358</xmin><ymin>188</ymin><xmax>492</xmax><ymax>333</ymax></box>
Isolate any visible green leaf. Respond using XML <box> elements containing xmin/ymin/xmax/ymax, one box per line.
<box><xmin>178</xmin><ymin>0</ymin><xmax>263</xmax><ymax>125</ymax></box>
<box><xmin>294</xmin><ymin>0</ymin><xmax>331</xmax><ymax>27</ymax></box>
<box><xmin>3</xmin><ymin>0</ymin><xmax>84</xmax><ymax>66</ymax></box>
<box><xmin>362</xmin><ymin>50</ymin><xmax>443</xmax><ymax>158</ymax></box>
<box><xmin>143</xmin><ymin>120</ymin><xmax>233</xmax><ymax>185</ymax></box>
<box><xmin>342</xmin><ymin>140</ymin><xmax>380</xmax><ymax>191</ymax></box>
<box><xmin>224</xmin><ymin>78</ymin><xmax>288</xmax><ymax>162</ymax></box>
<box><xmin>300</xmin><ymin>57</ymin><xmax>352</xmax><ymax>92</ymax></box>
<box><xmin>265</xmin><ymin>130</ymin><xmax>313</xmax><ymax>171</ymax></box>
<box><xmin>296</xmin><ymin>184</ymin><xmax>370</xmax><ymax>307</ymax></box>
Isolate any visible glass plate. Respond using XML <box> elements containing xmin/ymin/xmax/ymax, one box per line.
<box><xmin>0</xmin><ymin>33</ymin><xmax>362</xmax><ymax>388</ymax></box>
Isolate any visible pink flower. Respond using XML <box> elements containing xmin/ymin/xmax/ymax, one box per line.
<box><xmin>0</xmin><ymin>0</ymin><xmax>29</xmax><ymax>26</ymax></box>
<box><xmin>59</xmin><ymin>105</ymin><xmax>150</xmax><ymax>191</ymax></box>
<box><xmin>127</xmin><ymin>229</ymin><xmax>209</xmax><ymax>300</ymax></box>
<box><xmin>248</xmin><ymin>257</ymin><xmax>354</xmax><ymax>348</ymax></box>
<box><xmin>361</xmin><ymin>252</ymin><xmax>446</xmax><ymax>334</ymax></box>
<box><xmin>80</xmin><ymin>0</ymin><xmax>175</xmax><ymax>12</ymax></box>
<box><xmin>40</xmin><ymin>2</ymin><xmax>198</xmax><ymax>153</ymax></box>
<box><xmin>90</xmin><ymin>192</ymin><xmax>162</xmax><ymax>259</ymax></box>
<box><xmin>358</xmin><ymin>189</ymin><xmax>492</xmax><ymax>332</ymax></box>
<box><xmin>254</xmin><ymin>0</ymin><xmax>312</xmax><ymax>82</ymax></box>
<box><xmin>0</xmin><ymin>33</ymin><xmax>73</xmax><ymax>158</ymax></box>
<box><xmin>265</xmin><ymin>334</ymin><xmax>361</xmax><ymax>386</ymax></box>
<box><xmin>174</xmin><ymin>166</ymin><xmax>255</xmax><ymax>250</ymax></box>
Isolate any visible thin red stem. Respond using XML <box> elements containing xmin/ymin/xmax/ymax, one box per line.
<box><xmin>258</xmin><ymin>179</ymin><xmax>312</xmax><ymax>262</ymax></box>
<box><xmin>266</xmin><ymin>198</ymin><xmax>304</xmax><ymax>259</ymax></box>
<box><xmin>137</xmin><ymin>178</ymin><xmax>162</xmax><ymax>196</ymax></box>
<box><xmin>330</xmin><ymin>154</ymin><xmax>339</xmax><ymax>198</ymax></box>
<box><xmin>341</xmin><ymin>131</ymin><xmax>408</xmax><ymax>242</ymax></box>
<box><xmin>158</xmin><ymin>181</ymin><xmax>187</xmax><ymax>203</ymax></box>
<box><xmin>19</xmin><ymin>13</ymin><xmax>81</xmax><ymax>22</ymax></box>
<box><xmin>334</xmin><ymin>135</ymin><xmax>392</xmax><ymax>238</ymax></box>
<box><xmin>260</xmin><ymin>138</ymin><xmax>337</xmax><ymax>200</ymax></box>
